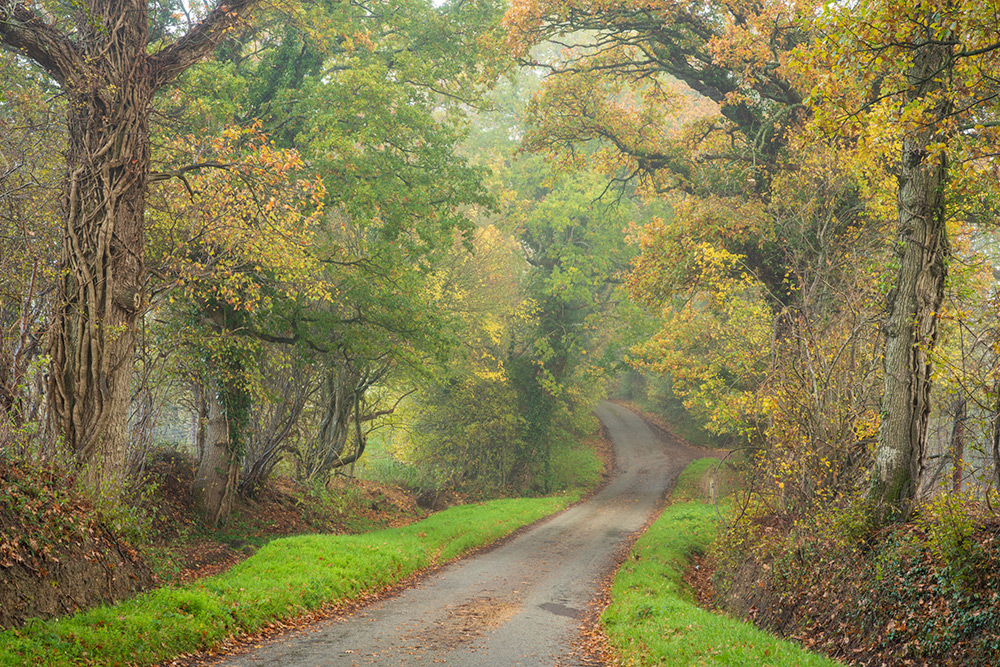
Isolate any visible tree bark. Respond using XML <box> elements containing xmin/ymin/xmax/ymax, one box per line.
<box><xmin>47</xmin><ymin>0</ymin><xmax>153</xmax><ymax>489</ymax></box>
<box><xmin>868</xmin><ymin>38</ymin><xmax>952</xmax><ymax>521</ymax></box>
<box><xmin>0</xmin><ymin>0</ymin><xmax>263</xmax><ymax>489</ymax></box>
<box><xmin>195</xmin><ymin>381</ymin><xmax>208</xmax><ymax>462</ymax></box>
<box><xmin>192</xmin><ymin>378</ymin><xmax>238</xmax><ymax>527</ymax></box>
<box><xmin>992</xmin><ymin>381</ymin><xmax>1000</xmax><ymax>494</ymax></box>
<box><xmin>950</xmin><ymin>398</ymin><xmax>966</xmax><ymax>493</ymax></box>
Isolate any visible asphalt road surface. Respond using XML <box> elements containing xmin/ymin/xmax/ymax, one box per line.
<box><xmin>219</xmin><ymin>401</ymin><xmax>702</xmax><ymax>667</ymax></box>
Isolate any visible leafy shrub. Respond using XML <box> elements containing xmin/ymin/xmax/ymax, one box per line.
<box><xmin>916</xmin><ymin>491</ymin><xmax>984</xmax><ymax>592</ymax></box>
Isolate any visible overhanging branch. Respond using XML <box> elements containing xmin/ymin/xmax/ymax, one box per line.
<box><xmin>149</xmin><ymin>0</ymin><xmax>264</xmax><ymax>91</ymax></box>
<box><xmin>149</xmin><ymin>161</ymin><xmax>233</xmax><ymax>196</ymax></box>
<box><xmin>0</xmin><ymin>2</ymin><xmax>82</xmax><ymax>86</ymax></box>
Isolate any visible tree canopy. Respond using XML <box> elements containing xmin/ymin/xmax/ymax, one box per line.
<box><xmin>1</xmin><ymin>0</ymin><xmax>1000</xmax><ymax>527</ymax></box>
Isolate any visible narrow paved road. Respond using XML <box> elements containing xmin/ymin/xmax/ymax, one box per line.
<box><xmin>219</xmin><ymin>402</ymin><xmax>702</xmax><ymax>667</ymax></box>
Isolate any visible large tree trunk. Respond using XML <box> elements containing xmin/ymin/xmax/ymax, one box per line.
<box><xmin>868</xmin><ymin>39</ymin><xmax>952</xmax><ymax>521</ymax></box>
<box><xmin>47</xmin><ymin>0</ymin><xmax>152</xmax><ymax>491</ymax></box>
<box><xmin>191</xmin><ymin>306</ymin><xmax>251</xmax><ymax>525</ymax></box>
<box><xmin>192</xmin><ymin>378</ymin><xmax>239</xmax><ymax>527</ymax></box>
<box><xmin>1</xmin><ymin>0</ymin><xmax>264</xmax><ymax>491</ymax></box>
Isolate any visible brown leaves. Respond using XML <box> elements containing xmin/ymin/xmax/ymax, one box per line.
<box><xmin>719</xmin><ymin>514</ymin><xmax>1000</xmax><ymax>667</ymax></box>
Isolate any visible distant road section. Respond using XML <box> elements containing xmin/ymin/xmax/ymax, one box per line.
<box><xmin>219</xmin><ymin>401</ymin><xmax>702</xmax><ymax>667</ymax></box>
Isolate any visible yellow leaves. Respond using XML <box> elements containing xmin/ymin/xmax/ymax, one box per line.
<box><xmin>149</xmin><ymin>126</ymin><xmax>330</xmax><ymax>311</ymax></box>
<box><xmin>629</xmin><ymin>252</ymin><xmax>772</xmax><ymax>437</ymax></box>
<box><xmin>798</xmin><ymin>0</ymin><xmax>1000</xmax><ymax>197</ymax></box>
<box><xmin>854</xmin><ymin>411</ymin><xmax>880</xmax><ymax>442</ymax></box>
<box><xmin>483</xmin><ymin>319</ymin><xmax>507</xmax><ymax>347</ymax></box>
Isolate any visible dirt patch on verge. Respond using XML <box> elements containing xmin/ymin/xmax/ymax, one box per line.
<box><xmin>0</xmin><ymin>460</ymin><xmax>153</xmax><ymax>629</ymax></box>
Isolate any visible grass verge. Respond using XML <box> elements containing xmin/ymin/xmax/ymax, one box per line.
<box><xmin>602</xmin><ymin>458</ymin><xmax>843</xmax><ymax>666</ymax></box>
<box><xmin>0</xmin><ymin>494</ymin><xmax>574</xmax><ymax>667</ymax></box>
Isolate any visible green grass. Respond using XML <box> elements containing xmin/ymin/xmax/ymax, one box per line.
<box><xmin>0</xmin><ymin>495</ymin><xmax>574</xmax><ymax>667</ymax></box>
<box><xmin>548</xmin><ymin>435</ymin><xmax>604</xmax><ymax>492</ymax></box>
<box><xmin>602</xmin><ymin>458</ymin><xmax>843</xmax><ymax>667</ymax></box>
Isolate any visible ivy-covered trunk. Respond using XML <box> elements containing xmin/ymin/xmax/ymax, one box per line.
<box><xmin>47</xmin><ymin>0</ymin><xmax>152</xmax><ymax>491</ymax></box>
<box><xmin>1</xmin><ymin>0</ymin><xmax>264</xmax><ymax>490</ymax></box>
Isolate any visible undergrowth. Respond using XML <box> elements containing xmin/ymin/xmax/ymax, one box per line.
<box><xmin>714</xmin><ymin>492</ymin><xmax>1000</xmax><ymax>666</ymax></box>
<box><xmin>602</xmin><ymin>457</ymin><xmax>843</xmax><ymax>667</ymax></box>
<box><xmin>0</xmin><ymin>460</ymin><xmax>86</xmax><ymax>565</ymax></box>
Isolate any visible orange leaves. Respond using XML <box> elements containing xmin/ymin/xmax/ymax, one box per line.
<box><xmin>707</xmin><ymin>0</ymin><xmax>818</xmax><ymax>88</ymax></box>
<box><xmin>520</xmin><ymin>46</ymin><xmax>700</xmax><ymax>194</ymax></box>
<box><xmin>503</xmin><ymin>0</ymin><xmax>680</xmax><ymax>54</ymax></box>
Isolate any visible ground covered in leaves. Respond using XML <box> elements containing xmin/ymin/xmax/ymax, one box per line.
<box><xmin>0</xmin><ymin>459</ymin><xmax>154</xmax><ymax>628</ymax></box>
<box><xmin>712</xmin><ymin>505</ymin><xmax>1000</xmax><ymax>666</ymax></box>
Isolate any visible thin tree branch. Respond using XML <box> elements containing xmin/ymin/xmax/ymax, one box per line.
<box><xmin>149</xmin><ymin>161</ymin><xmax>233</xmax><ymax>196</ymax></box>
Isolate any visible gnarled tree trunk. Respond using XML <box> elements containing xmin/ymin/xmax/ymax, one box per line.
<box><xmin>868</xmin><ymin>38</ymin><xmax>952</xmax><ymax>521</ymax></box>
<box><xmin>0</xmin><ymin>0</ymin><xmax>263</xmax><ymax>490</ymax></box>
<box><xmin>47</xmin><ymin>2</ymin><xmax>152</xmax><ymax>488</ymax></box>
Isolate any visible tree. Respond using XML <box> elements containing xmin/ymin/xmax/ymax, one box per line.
<box><xmin>149</xmin><ymin>125</ymin><xmax>325</xmax><ymax>524</ymax></box>
<box><xmin>803</xmin><ymin>0</ymin><xmax>1000</xmax><ymax>518</ymax></box>
<box><xmin>0</xmin><ymin>0</ymin><xmax>265</xmax><ymax>489</ymax></box>
<box><xmin>0</xmin><ymin>57</ymin><xmax>61</xmax><ymax>439</ymax></box>
<box><xmin>504</xmin><ymin>0</ymin><xmax>812</xmax><ymax>186</ymax></box>
<box><xmin>503</xmin><ymin>158</ymin><xmax>638</xmax><ymax>490</ymax></box>
<box><xmin>154</xmin><ymin>0</ymin><xmax>507</xmax><ymax>495</ymax></box>
<box><xmin>407</xmin><ymin>225</ymin><xmax>528</xmax><ymax>493</ymax></box>
<box><xmin>504</xmin><ymin>0</ymin><xmax>898</xmax><ymax>510</ymax></box>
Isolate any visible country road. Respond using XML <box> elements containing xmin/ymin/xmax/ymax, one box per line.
<box><xmin>216</xmin><ymin>402</ymin><xmax>703</xmax><ymax>667</ymax></box>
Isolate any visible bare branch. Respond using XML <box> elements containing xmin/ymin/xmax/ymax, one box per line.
<box><xmin>149</xmin><ymin>161</ymin><xmax>233</xmax><ymax>196</ymax></box>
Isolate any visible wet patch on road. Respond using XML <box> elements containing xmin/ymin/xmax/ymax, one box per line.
<box><xmin>539</xmin><ymin>602</ymin><xmax>584</xmax><ymax>619</ymax></box>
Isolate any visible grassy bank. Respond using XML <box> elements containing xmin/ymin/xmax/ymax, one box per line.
<box><xmin>602</xmin><ymin>459</ymin><xmax>843</xmax><ymax>666</ymax></box>
<box><xmin>0</xmin><ymin>495</ymin><xmax>574</xmax><ymax>667</ymax></box>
